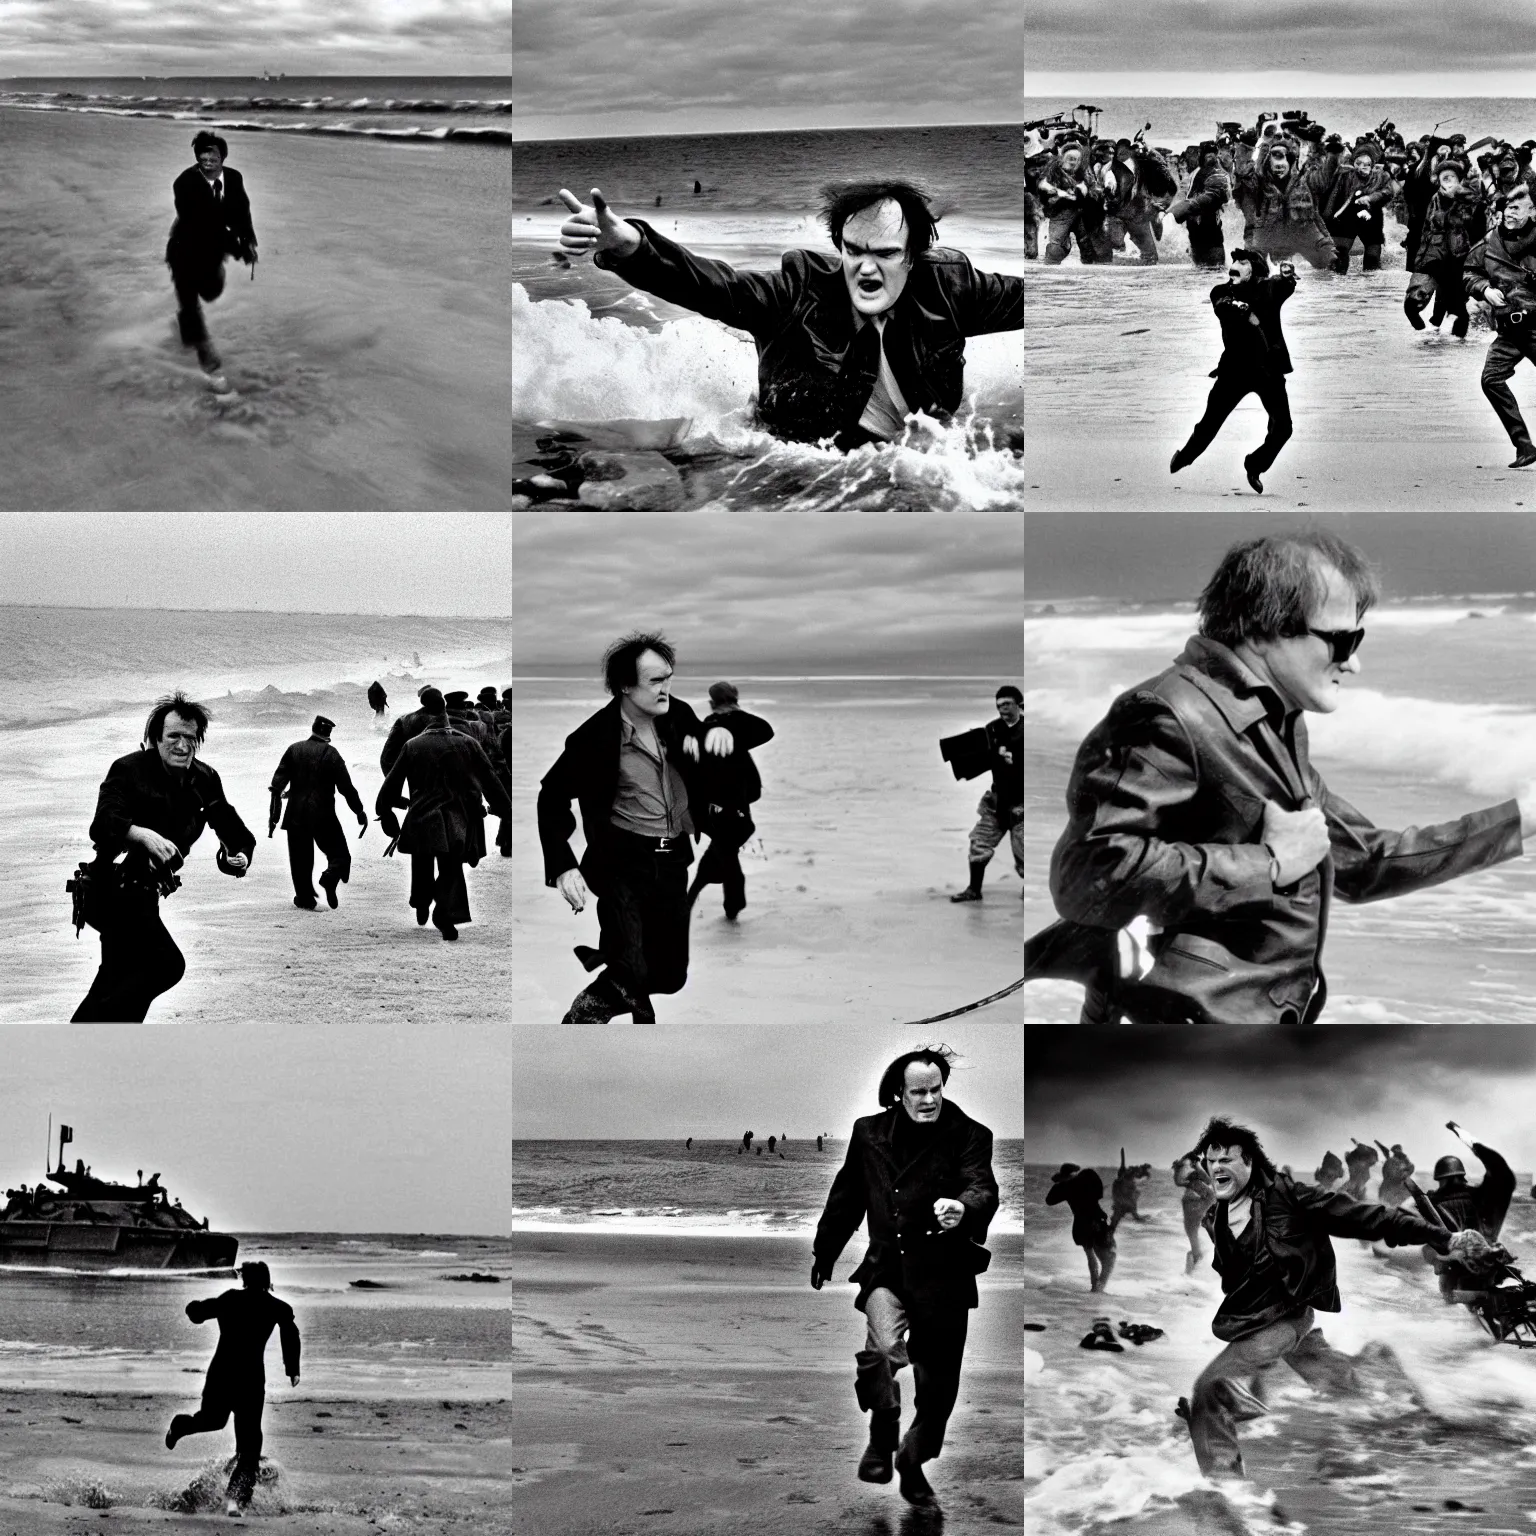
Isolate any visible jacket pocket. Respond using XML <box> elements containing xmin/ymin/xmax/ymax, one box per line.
<box><xmin>1135</xmin><ymin>932</ymin><xmax>1305</xmax><ymax>1026</ymax></box>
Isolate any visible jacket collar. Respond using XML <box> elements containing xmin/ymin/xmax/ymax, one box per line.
<box><xmin>1174</xmin><ymin>635</ymin><xmax>1288</xmax><ymax>735</ymax></box>
<box><xmin>871</xmin><ymin>1099</ymin><xmax>965</xmax><ymax>1175</ymax></box>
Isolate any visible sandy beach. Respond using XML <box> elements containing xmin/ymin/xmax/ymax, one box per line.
<box><xmin>511</xmin><ymin>680</ymin><xmax>1023</xmax><ymax>1028</ymax></box>
<box><xmin>0</xmin><ymin>108</ymin><xmax>510</xmax><ymax>510</ymax></box>
<box><xmin>509</xmin><ymin>1229</ymin><xmax>1023</xmax><ymax>1534</ymax></box>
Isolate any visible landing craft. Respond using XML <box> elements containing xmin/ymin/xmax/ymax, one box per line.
<box><xmin>0</xmin><ymin>1125</ymin><xmax>237</xmax><ymax>1271</ymax></box>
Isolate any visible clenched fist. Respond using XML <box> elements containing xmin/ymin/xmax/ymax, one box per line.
<box><xmin>1261</xmin><ymin>800</ymin><xmax>1330</xmax><ymax>887</ymax></box>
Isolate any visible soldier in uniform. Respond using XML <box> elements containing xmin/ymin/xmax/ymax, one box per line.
<box><xmin>72</xmin><ymin>692</ymin><xmax>255</xmax><ymax>1022</ymax></box>
<box><xmin>376</xmin><ymin>688</ymin><xmax>510</xmax><ymax>940</ymax></box>
<box><xmin>380</xmin><ymin>684</ymin><xmax>439</xmax><ymax>774</ymax></box>
<box><xmin>950</xmin><ymin>685</ymin><xmax>1023</xmax><ymax>902</ymax></box>
<box><xmin>267</xmin><ymin>715</ymin><xmax>368</xmax><ymax>910</ymax></box>
<box><xmin>165</xmin><ymin>1260</ymin><xmax>300</xmax><ymax>1517</ymax></box>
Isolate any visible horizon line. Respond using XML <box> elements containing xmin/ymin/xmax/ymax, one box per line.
<box><xmin>513</xmin><ymin>117</ymin><xmax>1021</xmax><ymax>144</ymax></box>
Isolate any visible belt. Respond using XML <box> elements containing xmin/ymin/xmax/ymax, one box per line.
<box><xmin>611</xmin><ymin>828</ymin><xmax>687</xmax><ymax>855</ymax></box>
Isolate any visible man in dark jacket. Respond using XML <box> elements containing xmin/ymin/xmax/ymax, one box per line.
<box><xmin>685</xmin><ymin>681</ymin><xmax>775</xmax><ymax>919</ymax></box>
<box><xmin>1233</xmin><ymin>133</ymin><xmax>1339</xmax><ymax>269</ymax></box>
<box><xmin>379</xmin><ymin>686</ymin><xmax>440</xmax><ymax>774</ymax></box>
<box><xmin>538</xmin><ymin>633</ymin><xmax>771</xmax><ymax>1024</ymax></box>
<box><xmin>1099</xmin><ymin>138</ymin><xmax>1175</xmax><ymax>263</ymax></box>
<box><xmin>72</xmin><ymin>692</ymin><xmax>255</xmax><ymax>1022</ymax></box>
<box><xmin>165</xmin><ymin>131</ymin><xmax>257</xmax><ymax>382</ymax></box>
<box><xmin>558</xmin><ymin>180</ymin><xmax>1021</xmax><ymax>448</ymax></box>
<box><xmin>1324</xmin><ymin>140</ymin><xmax>1393</xmax><ymax>272</ymax></box>
<box><xmin>376</xmin><ymin>689</ymin><xmax>510</xmax><ymax>941</ymax></box>
<box><xmin>1465</xmin><ymin>183</ymin><xmax>1536</xmax><ymax>467</ymax></box>
<box><xmin>1045</xmin><ymin>1162</ymin><xmax>1116</xmax><ymax>1291</ymax></box>
<box><xmin>165</xmin><ymin>1260</ymin><xmax>300</xmax><ymax>1517</ymax></box>
<box><xmin>1027</xmin><ymin>530</ymin><xmax>1530</xmax><ymax>1025</ymax></box>
<box><xmin>1184</xmin><ymin>1117</ymin><xmax>1477</xmax><ymax>1480</ymax></box>
<box><xmin>1172</xmin><ymin>143</ymin><xmax>1232</xmax><ymax>268</ymax></box>
<box><xmin>1405</xmin><ymin>158</ymin><xmax>1484</xmax><ymax>336</ymax></box>
<box><xmin>1040</xmin><ymin>142</ymin><xmax>1104</xmax><ymax>264</ymax></box>
<box><xmin>1428</xmin><ymin>1133</ymin><xmax>1514</xmax><ymax>1240</ymax></box>
<box><xmin>812</xmin><ymin>1048</ymin><xmax>998</xmax><ymax>1513</ymax></box>
<box><xmin>267</xmin><ymin>715</ymin><xmax>368</xmax><ymax>910</ymax></box>
<box><xmin>951</xmin><ymin>685</ymin><xmax>1023</xmax><ymax>902</ymax></box>
<box><xmin>1169</xmin><ymin>248</ymin><xmax>1297</xmax><ymax>493</ymax></box>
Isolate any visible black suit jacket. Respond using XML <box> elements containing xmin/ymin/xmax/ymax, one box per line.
<box><xmin>89</xmin><ymin>749</ymin><xmax>256</xmax><ymax>871</ymax></box>
<box><xmin>813</xmin><ymin>1101</ymin><xmax>998</xmax><ymax>1316</ymax></box>
<box><xmin>269</xmin><ymin>736</ymin><xmax>365</xmax><ymax>832</ymax></box>
<box><xmin>188</xmin><ymin>1288</ymin><xmax>300</xmax><ymax>1388</ymax></box>
<box><xmin>167</xmin><ymin>166</ymin><xmax>256</xmax><ymax>267</ymax></box>
<box><xmin>1210</xmin><ymin>272</ymin><xmax>1295</xmax><ymax>377</ymax></box>
<box><xmin>596</xmin><ymin>221</ymin><xmax>1023</xmax><ymax>444</ymax></box>
<box><xmin>376</xmin><ymin>724</ymin><xmax>509</xmax><ymax>856</ymax></box>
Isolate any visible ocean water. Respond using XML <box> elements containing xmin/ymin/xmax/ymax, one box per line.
<box><xmin>0</xmin><ymin>1232</ymin><xmax>512</xmax><ymax>1396</ymax></box>
<box><xmin>510</xmin><ymin>1139</ymin><xmax>1026</xmax><ymax>1236</ymax></box>
<box><xmin>1024</xmin><ymin>603</ymin><xmax>1536</xmax><ymax>1024</ymax></box>
<box><xmin>1024</xmin><ymin>1163</ymin><xmax>1536</xmax><ymax>1535</ymax></box>
<box><xmin>512</xmin><ymin>124</ymin><xmax>1024</xmax><ymax>511</ymax></box>
<box><xmin>0</xmin><ymin>75</ymin><xmax>510</xmax><ymax>144</ymax></box>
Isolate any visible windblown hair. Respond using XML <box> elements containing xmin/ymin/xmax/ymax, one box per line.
<box><xmin>191</xmin><ymin>130</ymin><xmax>229</xmax><ymax>159</ymax></box>
<box><xmin>821</xmin><ymin>180</ymin><xmax>940</xmax><ymax>258</ymax></box>
<box><xmin>240</xmin><ymin>1260</ymin><xmax>272</xmax><ymax>1292</ymax></box>
<box><xmin>878</xmin><ymin>1044</ymin><xmax>957</xmax><ymax>1107</ymax></box>
<box><xmin>1194</xmin><ymin>1118</ymin><xmax>1279</xmax><ymax>1182</ymax></box>
<box><xmin>996</xmin><ymin>684</ymin><xmax>1023</xmax><ymax>704</ymax></box>
<box><xmin>1197</xmin><ymin>529</ymin><xmax>1380</xmax><ymax>648</ymax></box>
<box><xmin>602</xmin><ymin>632</ymin><xmax>676</xmax><ymax>697</ymax></box>
<box><xmin>144</xmin><ymin>691</ymin><xmax>211</xmax><ymax>746</ymax></box>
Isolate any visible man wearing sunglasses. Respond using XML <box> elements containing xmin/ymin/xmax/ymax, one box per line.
<box><xmin>1027</xmin><ymin>529</ymin><xmax>1534</xmax><ymax>1024</ymax></box>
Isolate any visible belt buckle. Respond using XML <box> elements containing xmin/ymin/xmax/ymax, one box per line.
<box><xmin>654</xmin><ymin>836</ymin><xmax>672</xmax><ymax>854</ymax></box>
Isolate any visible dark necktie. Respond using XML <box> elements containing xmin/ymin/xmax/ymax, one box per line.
<box><xmin>212</xmin><ymin>180</ymin><xmax>221</xmax><ymax>204</ymax></box>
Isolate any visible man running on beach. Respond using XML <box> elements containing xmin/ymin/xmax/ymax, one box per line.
<box><xmin>72</xmin><ymin>692</ymin><xmax>255</xmax><ymax>1022</ymax></box>
<box><xmin>165</xmin><ymin>132</ymin><xmax>257</xmax><ymax>388</ymax></box>
<box><xmin>1183</xmin><ymin>1117</ymin><xmax>1481</xmax><ymax>1482</ymax></box>
<box><xmin>1044</xmin><ymin>1163</ymin><xmax>1117</xmax><ymax>1292</ymax></box>
<box><xmin>812</xmin><ymin>1048</ymin><xmax>999</xmax><ymax>1514</ymax></box>
<box><xmin>556</xmin><ymin>181</ymin><xmax>1022</xmax><ymax>448</ymax></box>
<box><xmin>537</xmin><ymin>632</ymin><xmax>771</xmax><ymax>1025</ymax></box>
<box><xmin>686</xmin><ymin>681</ymin><xmax>775</xmax><ymax>920</ymax></box>
<box><xmin>268</xmin><ymin>715</ymin><xmax>368</xmax><ymax>911</ymax></box>
<box><xmin>950</xmin><ymin>685</ymin><xmax>1023</xmax><ymax>903</ymax></box>
<box><xmin>165</xmin><ymin>1260</ymin><xmax>300</xmax><ymax>1517</ymax></box>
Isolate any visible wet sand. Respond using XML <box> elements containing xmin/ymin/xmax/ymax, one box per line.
<box><xmin>1025</xmin><ymin>264</ymin><xmax>1536</xmax><ymax>514</ymax></box>
<box><xmin>0</xmin><ymin>1385</ymin><xmax>509</xmax><ymax>1533</ymax></box>
<box><xmin>509</xmin><ymin>1230</ymin><xmax>1024</xmax><ymax>1534</ymax></box>
<box><xmin>0</xmin><ymin>108</ymin><xmax>510</xmax><ymax>510</ymax></box>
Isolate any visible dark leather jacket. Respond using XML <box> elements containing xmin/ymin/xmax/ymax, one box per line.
<box><xmin>1414</xmin><ymin>187</ymin><xmax>1487</xmax><ymax>270</ymax></box>
<box><xmin>814</xmin><ymin>1100</ymin><xmax>998</xmax><ymax>1315</ymax></box>
<box><xmin>1040</xmin><ymin>636</ymin><xmax>1523</xmax><ymax>1025</ymax></box>
<box><xmin>1204</xmin><ymin>1168</ymin><xmax>1447</xmax><ymax>1341</ymax></box>
<box><xmin>594</xmin><ymin>220</ymin><xmax>1022</xmax><ymax>444</ymax></box>
<box><xmin>1179</xmin><ymin>162</ymin><xmax>1231</xmax><ymax>242</ymax></box>
<box><xmin>1465</xmin><ymin>222</ymin><xmax>1536</xmax><ymax>329</ymax></box>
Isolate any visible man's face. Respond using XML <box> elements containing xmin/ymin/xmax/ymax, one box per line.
<box><xmin>1114</xmin><ymin>143</ymin><xmax>1133</xmax><ymax>164</ymax></box>
<box><xmin>1204</xmin><ymin>1145</ymin><xmax>1253</xmax><ymax>1201</ymax></box>
<box><xmin>900</xmin><ymin>1062</ymin><xmax>944</xmax><ymax>1123</ymax></box>
<box><xmin>1505</xmin><ymin>188</ymin><xmax>1534</xmax><ymax>231</ymax></box>
<box><xmin>156</xmin><ymin>712</ymin><xmax>201</xmax><ymax>772</ymax></box>
<box><xmin>1438</xmin><ymin>169</ymin><xmax>1462</xmax><ymax>197</ymax></box>
<box><xmin>1268</xmin><ymin>147</ymin><xmax>1291</xmax><ymax>177</ymax></box>
<box><xmin>196</xmin><ymin>144</ymin><xmax>224</xmax><ymax>177</ymax></box>
<box><xmin>1228</xmin><ymin>258</ymin><xmax>1254</xmax><ymax>284</ymax></box>
<box><xmin>1353</xmin><ymin>155</ymin><xmax>1373</xmax><ymax>176</ymax></box>
<box><xmin>995</xmin><ymin>694</ymin><xmax>1021</xmax><ymax>726</ymax></box>
<box><xmin>840</xmin><ymin>199</ymin><xmax>913</xmax><ymax>317</ymax></box>
<box><xmin>622</xmin><ymin>650</ymin><xmax>673</xmax><ymax>718</ymax></box>
<box><xmin>1253</xmin><ymin>563</ymin><xmax>1363</xmax><ymax>715</ymax></box>
<box><xmin>1060</xmin><ymin>148</ymin><xmax>1082</xmax><ymax>174</ymax></box>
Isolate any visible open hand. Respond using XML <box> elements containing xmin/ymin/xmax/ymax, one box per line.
<box><xmin>703</xmin><ymin>726</ymin><xmax>735</xmax><ymax>757</ymax></box>
<box><xmin>558</xmin><ymin>187</ymin><xmax>641</xmax><ymax>258</ymax></box>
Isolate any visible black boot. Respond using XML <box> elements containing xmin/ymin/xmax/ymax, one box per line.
<box><xmin>858</xmin><ymin>1407</ymin><xmax>900</xmax><ymax>1484</ymax></box>
<box><xmin>895</xmin><ymin>1439</ymin><xmax>939</xmax><ymax>1509</ymax></box>
<box><xmin>950</xmin><ymin>862</ymin><xmax>987</xmax><ymax>903</ymax></box>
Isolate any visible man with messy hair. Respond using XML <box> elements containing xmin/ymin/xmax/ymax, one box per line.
<box><xmin>1183</xmin><ymin>1116</ymin><xmax>1483</xmax><ymax>1482</ymax></box>
<box><xmin>554</xmin><ymin>179</ymin><xmax>1021</xmax><ymax>446</ymax></box>
<box><xmin>1027</xmin><ymin>529</ymin><xmax>1534</xmax><ymax>1024</ymax></box>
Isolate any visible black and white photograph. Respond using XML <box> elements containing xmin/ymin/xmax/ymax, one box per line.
<box><xmin>1026</xmin><ymin>1027</ymin><xmax>1536</xmax><ymax>1535</ymax></box>
<box><xmin>0</xmin><ymin>1020</ymin><xmax>508</xmax><ymax>1531</ymax></box>
<box><xmin>0</xmin><ymin>4</ymin><xmax>510</xmax><ymax>510</ymax></box>
<box><xmin>511</xmin><ymin>512</ymin><xmax>1023</xmax><ymax>1028</ymax></box>
<box><xmin>511</xmin><ymin>0</ymin><xmax>1024</xmax><ymax>511</ymax></box>
<box><xmin>0</xmin><ymin>512</ymin><xmax>510</xmax><ymax>1024</ymax></box>
<box><xmin>510</xmin><ymin>1020</ymin><xmax>1023</xmax><ymax>1533</ymax></box>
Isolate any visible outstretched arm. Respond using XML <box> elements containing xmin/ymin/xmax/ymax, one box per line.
<box><xmin>558</xmin><ymin>187</ymin><xmax>642</xmax><ymax>260</ymax></box>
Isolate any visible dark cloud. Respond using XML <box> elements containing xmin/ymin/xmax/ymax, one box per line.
<box><xmin>514</xmin><ymin>0</ymin><xmax>1021</xmax><ymax>133</ymax></box>
<box><xmin>1027</xmin><ymin>0</ymin><xmax>1536</xmax><ymax>74</ymax></box>
<box><xmin>512</xmin><ymin>512</ymin><xmax>1022</xmax><ymax>671</ymax></box>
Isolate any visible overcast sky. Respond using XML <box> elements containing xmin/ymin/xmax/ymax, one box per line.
<box><xmin>515</xmin><ymin>0</ymin><xmax>1023</xmax><ymax>139</ymax></box>
<box><xmin>0</xmin><ymin>514</ymin><xmax>509</xmax><ymax>616</ymax></box>
<box><xmin>513</xmin><ymin>513</ymin><xmax>1021</xmax><ymax>672</ymax></box>
<box><xmin>1026</xmin><ymin>1028</ymin><xmax>1536</xmax><ymax>1174</ymax></box>
<box><xmin>516</xmin><ymin>1021</ymin><xmax>1022</xmax><ymax>1138</ymax></box>
<box><xmin>1028</xmin><ymin>0</ymin><xmax>1536</xmax><ymax>93</ymax></box>
<box><xmin>0</xmin><ymin>1021</ymin><xmax>507</xmax><ymax>1233</ymax></box>
<box><xmin>0</xmin><ymin>0</ymin><xmax>508</xmax><ymax>77</ymax></box>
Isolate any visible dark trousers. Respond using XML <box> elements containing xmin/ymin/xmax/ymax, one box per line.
<box><xmin>688</xmin><ymin>808</ymin><xmax>754</xmax><ymax>915</ymax></box>
<box><xmin>72</xmin><ymin>893</ymin><xmax>185</xmax><ymax>1022</ymax></box>
<box><xmin>169</xmin><ymin>253</ymin><xmax>226</xmax><ymax>348</ymax></box>
<box><xmin>409</xmin><ymin>850</ymin><xmax>470</xmax><ymax>926</ymax></box>
<box><xmin>855</xmin><ymin>1290</ymin><xmax>970</xmax><ymax>1464</ymax></box>
<box><xmin>1482</xmin><ymin>333</ymin><xmax>1536</xmax><ymax>451</ymax></box>
<box><xmin>286</xmin><ymin>815</ymin><xmax>350</xmax><ymax>905</ymax></box>
<box><xmin>1179</xmin><ymin>371</ymin><xmax>1293</xmax><ymax>472</ymax></box>
<box><xmin>595</xmin><ymin>845</ymin><xmax>692</xmax><ymax>998</ymax></box>
<box><xmin>1190</xmin><ymin>235</ymin><xmax>1226</xmax><ymax>269</ymax></box>
<box><xmin>1407</xmin><ymin>264</ymin><xmax>1469</xmax><ymax>327</ymax></box>
<box><xmin>170</xmin><ymin>1380</ymin><xmax>265</xmax><ymax>1506</ymax></box>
